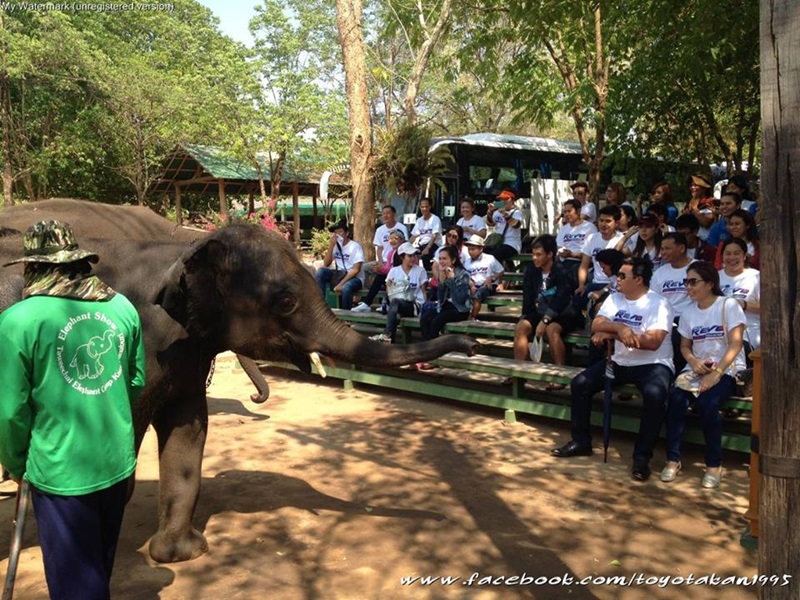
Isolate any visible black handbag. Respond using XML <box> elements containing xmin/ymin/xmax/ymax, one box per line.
<box><xmin>484</xmin><ymin>221</ymin><xmax>509</xmax><ymax>250</ymax></box>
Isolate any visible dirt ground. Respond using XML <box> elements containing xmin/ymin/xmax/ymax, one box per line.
<box><xmin>0</xmin><ymin>354</ymin><xmax>767</xmax><ymax>600</ymax></box>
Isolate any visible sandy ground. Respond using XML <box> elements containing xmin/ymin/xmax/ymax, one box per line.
<box><xmin>0</xmin><ymin>355</ymin><xmax>765</xmax><ymax>600</ymax></box>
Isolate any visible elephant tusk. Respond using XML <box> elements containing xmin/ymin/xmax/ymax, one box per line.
<box><xmin>309</xmin><ymin>352</ymin><xmax>327</xmax><ymax>378</ymax></box>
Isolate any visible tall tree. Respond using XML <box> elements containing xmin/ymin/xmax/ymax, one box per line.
<box><xmin>758</xmin><ymin>0</ymin><xmax>800</xmax><ymax>595</ymax></box>
<box><xmin>336</xmin><ymin>0</ymin><xmax>375</xmax><ymax>254</ymax></box>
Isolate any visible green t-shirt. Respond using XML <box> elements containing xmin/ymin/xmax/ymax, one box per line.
<box><xmin>0</xmin><ymin>293</ymin><xmax>146</xmax><ymax>495</ymax></box>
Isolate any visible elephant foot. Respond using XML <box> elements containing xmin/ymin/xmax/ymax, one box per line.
<box><xmin>149</xmin><ymin>527</ymin><xmax>209</xmax><ymax>563</ymax></box>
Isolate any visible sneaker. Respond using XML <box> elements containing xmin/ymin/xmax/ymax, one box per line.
<box><xmin>369</xmin><ymin>333</ymin><xmax>391</xmax><ymax>343</ymax></box>
<box><xmin>351</xmin><ymin>302</ymin><xmax>371</xmax><ymax>313</ymax></box>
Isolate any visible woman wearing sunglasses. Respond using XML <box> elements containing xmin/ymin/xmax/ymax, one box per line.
<box><xmin>661</xmin><ymin>261</ymin><xmax>747</xmax><ymax>488</ymax></box>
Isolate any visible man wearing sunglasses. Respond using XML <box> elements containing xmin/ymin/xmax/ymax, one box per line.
<box><xmin>552</xmin><ymin>257</ymin><xmax>674</xmax><ymax>482</ymax></box>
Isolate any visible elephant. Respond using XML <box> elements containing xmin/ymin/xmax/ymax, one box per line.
<box><xmin>0</xmin><ymin>200</ymin><xmax>476</xmax><ymax>563</ymax></box>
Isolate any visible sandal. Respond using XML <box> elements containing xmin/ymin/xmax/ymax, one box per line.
<box><xmin>546</xmin><ymin>382</ymin><xmax>566</xmax><ymax>391</ymax></box>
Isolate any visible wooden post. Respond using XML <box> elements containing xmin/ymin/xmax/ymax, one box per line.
<box><xmin>744</xmin><ymin>349</ymin><xmax>762</xmax><ymax>541</ymax></box>
<box><xmin>758</xmin><ymin>1</ymin><xmax>800</xmax><ymax>595</ymax></box>
<box><xmin>218</xmin><ymin>179</ymin><xmax>228</xmax><ymax>220</ymax></box>
<box><xmin>174</xmin><ymin>184</ymin><xmax>183</xmax><ymax>226</ymax></box>
<box><xmin>292</xmin><ymin>180</ymin><xmax>300</xmax><ymax>247</ymax></box>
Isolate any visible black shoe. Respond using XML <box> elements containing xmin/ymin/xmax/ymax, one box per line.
<box><xmin>551</xmin><ymin>440</ymin><xmax>593</xmax><ymax>458</ymax></box>
<box><xmin>632</xmin><ymin>461</ymin><xmax>651</xmax><ymax>481</ymax></box>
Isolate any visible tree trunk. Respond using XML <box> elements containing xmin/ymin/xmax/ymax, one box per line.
<box><xmin>758</xmin><ymin>1</ymin><xmax>800</xmax><ymax>596</ymax></box>
<box><xmin>336</xmin><ymin>0</ymin><xmax>375</xmax><ymax>259</ymax></box>
<box><xmin>0</xmin><ymin>43</ymin><xmax>13</xmax><ymax>207</ymax></box>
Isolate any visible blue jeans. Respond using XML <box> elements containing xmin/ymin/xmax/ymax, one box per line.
<box><xmin>383</xmin><ymin>298</ymin><xmax>417</xmax><ymax>339</ymax></box>
<box><xmin>569</xmin><ymin>361</ymin><xmax>673</xmax><ymax>463</ymax></box>
<box><xmin>31</xmin><ymin>478</ymin><xmax>129</xmax><ymax>600</ymax></box>
<box><xmin>316</xmin><ymin>268</ymin><xmax>363</xmax><ymax>310</ymax></box>
<box><xmin>666</xmin><ymin>374</ymin><xmax>736</xmax><ymax>467</ymax></box>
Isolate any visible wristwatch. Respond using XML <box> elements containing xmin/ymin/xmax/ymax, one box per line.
<box><xmin>713</xmin><ymin>366</ymin><xmax>725</xmax><ymax>375</ymax></box>
<box><xmin>542</xmin><ymin>316</ymin><xmax>552</xmax><ymax>325</ymax></box>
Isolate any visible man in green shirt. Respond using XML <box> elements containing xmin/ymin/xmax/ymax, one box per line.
<box><xmin>0</xmin><ymin>220</ymin><xmax>145</xmax><ymax>600</ymax></box>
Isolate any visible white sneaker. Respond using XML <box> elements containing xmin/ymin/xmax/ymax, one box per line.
<box><xmin>351</xmin><ymin>302</ymin><xmax>371</xmax><ymax>312</ymax></box>
<box><xmin>369</xmin><ymin>333</ymin><xmax>391</xmax><ymax>343</ymax></box>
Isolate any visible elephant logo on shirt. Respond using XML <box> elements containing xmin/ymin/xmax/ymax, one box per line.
<box><xmin>70</xmin><ymin>330</ymin><xmax>116</xmax><ymax>380</ymax></box>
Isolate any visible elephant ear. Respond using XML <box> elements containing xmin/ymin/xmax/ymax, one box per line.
<box><xmin>154</xmin><ymin>237</ymin><xmax>229</xmax><ymax>332</ymax></box>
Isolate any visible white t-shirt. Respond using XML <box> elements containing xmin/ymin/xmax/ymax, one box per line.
<box><xmin>581</xmin><ymin>202</ymin><xmax>597</xmax><ymax>223</ymax></box>
<box><xmin>490</xmin><ymin>208</ymin><xmax>524</xmax><ymax>252</ymax></box>
<box><xmin>719</xmin><ymin>268</ymin><xmax>761</xmax><ymax>349</ymax></box>
<box><xmin>331</xmin><ymin>239</ymin><xmax>365</xmax><ymax>282</ymax></box>
<box><xmin>435</xmin><ymin>245</ymin><xmax>470</xmax><ymax>265</ymax></box>
<box><xmin>386</xmin><ymin>264</ymin><xmax>428</xmax><ymax>304</ymax></box>
<box><xmin>410</xmin><ymin>214</ymin><xmax>442</xmax><ymax>248</ymax></box>
<box><xmin>464</xmin><ymin>252</ymin><xmax>504</xmax><ymax>287</ymax></box>
<box><xmin>457</xmin><ymin>215</ymin><xmax>487</xmax><ymax>239</ymax></box>
<box><xmin>557</xmin><ymin>221</ymin><xmax>597</xmax><ymax>259</ymax></box>
<box><xmin>678</xmin><ymin>296</ymin><xmax>747</xmax><ymax>376</ymax></box>
<box><xmin>598</xmin><ymin>290</ymin><xmax>674</xmax><ymax>369</ymax></box>
<box><xmin>582</xmin><ymin>231</ymin><xmax>625</xmax><ymax>284</ymax></box>
<box><xmin>624</xmin><ymin>234</ymin><xmax>663</xmax><ymax>270</ymax></box>
<box><xmin>650</xmin><ymin>262</ymin><xmax>693</xmax><ymax>317</ymax></box>
<box><xmin>373</xmin><ymin>223</ymin><xmax>409</xmax><ymax>261</ymax></box>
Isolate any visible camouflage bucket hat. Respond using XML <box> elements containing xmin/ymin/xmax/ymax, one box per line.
<box><xmin>3</xmin><ymin>220</ymin><xmax>99</xmax><ymax>267</ymax></box>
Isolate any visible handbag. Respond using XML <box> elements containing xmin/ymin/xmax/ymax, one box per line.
<box><xmin>528</xmin><ymin>336</ymin><xmax>544</xmax><ymax>363</ymax></box>
<box><xmin>484</xmin><ymin>222</ymin><xmax>509</xmax><ymax>250</ymax></box>
<box><xmin>329</xmin><ymin>240</ymin><xmax>348</xmax><ymax>286</ymax></box>
<box><xmin>388</xmin><ymin>277</ymin><xmax>416</xmax><ymax>302</ymax></box>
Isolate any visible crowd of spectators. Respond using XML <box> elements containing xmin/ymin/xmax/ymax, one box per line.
<box><xmin>317</xmin><ymin>173</ymin><xmax>759</xmax><ymax>490</ymax></box>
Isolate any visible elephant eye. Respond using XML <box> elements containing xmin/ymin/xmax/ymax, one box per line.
<box><xmin>274</xmin><ymin>291</ymin><xmax>299</xmax><ymax>315</ymax></box>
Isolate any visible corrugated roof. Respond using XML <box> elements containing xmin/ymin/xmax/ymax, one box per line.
<box><xmin>430</xmin><ymin>133</ymin><xmax>583</xmax><ymax>155</ymax></box>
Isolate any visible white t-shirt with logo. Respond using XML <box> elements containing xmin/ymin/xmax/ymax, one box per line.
<box><xmin>332</xmin><ymin>239</ymin><xmax>366</xmax><ymax>282</ymax></box>
<box><xmin>719</xmin><ymin>268</ymin><xmax>761</xmax><ymax>349</ymax></box>
<box><xmin>557</xmin><ymin>221</ymin><xmax>597</xmax><ymax>259</ymax></box>
<box><xmin>411</xmin><ymin>214</ymin><xmax>442</xmax><ymax>248</ymax></box>
<box><xmin>582</xmin><ymin>231</ymin><xmax>625</xmax><ymax>284</ymax></box>
<box><xmin>597</xmin><ymin>290</ymin><xmax>674</xmax><ymax>370</ymax></box>
<box><xmin>457</xmin><ymin>215</ymin><xmax>487</xmax><ymax>239</ymax></box>
<box><xmin>490</xmin><ymin>208</ymin><xmax>524</xmax><ymax>252</ymax></box>
<box><xmin>650</xmin><ymin>262</ymin><xmax>692</xmax><ymax>317</ymax></box>
<box><xmin>373</xmin><ymin>223</ymin><xmax>409</xmax><ymax>261</ymax></box>
<box><xmin>464</xmin><ymin>252</ymin><xmax>504</xmax><ymax>287</ymax></box>
<box><xmin>387</xmin><ymin>264</ymin><xmax>428</xmax><ymax>304</ymax></box>
<box><xmin>678</xmin><ymin>296</ymin><xmax>747</xmax><ymax>376</ymax></box>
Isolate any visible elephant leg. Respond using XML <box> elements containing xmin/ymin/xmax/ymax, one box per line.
<box><xmin>237</xmin><ymin>354</ymin><xmax>270</xmax><ymax>403</ymax></box>
<box><xmin>148</xmin><ymin>392</ymin><xmax>209</xmax><ymax>563</ymax></box>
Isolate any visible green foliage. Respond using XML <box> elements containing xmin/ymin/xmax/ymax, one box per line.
<box><xmin>310</xmin><ymin>227</ymin><xmax>333</xmax><ymax>259</ymax></box>
<box><xmin>372</xmin><ymin>123</ymin><xmax>451</xmax><ymax>196</ymax></box>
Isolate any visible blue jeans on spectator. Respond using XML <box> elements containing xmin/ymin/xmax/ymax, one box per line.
<box><xmin>570</xmin><ymin>361</ymin><xmax>673</xmax><ymax>463</ymax></box>
<box><xmin>666</xmin><ymin>374</ymin><xmax>736</xmax><ymax>467</ymax></box>
<box><xmin>316</xmin><ymin>268</ymin><xmax>363</xmax><ymax>310</ymax></box>
<box><xmin>383</xmin><ymin>298</ymin><xmax>417</xmax><ymax>340</ymax></box>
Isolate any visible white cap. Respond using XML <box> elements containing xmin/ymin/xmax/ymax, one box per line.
<box><xmin>464</xmin><ymin>234</ymin><xmax>485</xmax><ymax>247</ymax></box>
<box><xmin>397</xmin><ymin>242</ymin><xmax>419</xmax><ymax>256</ymax></box>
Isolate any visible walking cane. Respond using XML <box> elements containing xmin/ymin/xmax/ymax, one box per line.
<box><xmin>3</xmin><ymin>479</ymin><xmax>30</xmax><ymax>600</ymax></box>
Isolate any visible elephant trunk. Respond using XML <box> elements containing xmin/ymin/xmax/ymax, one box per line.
<box><xmin>306</xmin><ymin>303</ymin><xmax>476</xmax><ymax>366</ymax></box>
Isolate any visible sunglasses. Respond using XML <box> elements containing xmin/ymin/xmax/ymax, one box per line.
<box><xmin>617</xmin><ymin>272</ymin><xmax>636</xmax><ymax>281</ymax></box>
<box><xmin>684</xmin><ymin>278</ymin><xmax>704</xmax><ymax>287</ymax></box>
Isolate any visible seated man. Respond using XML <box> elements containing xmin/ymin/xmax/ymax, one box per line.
<box><xmin>463</xmin><ymin>234</ymin><xmax>504</xmax><ymax>319</ymax></box>
<box><xmin>363</xmin><ymin>205</ymin><xmax>409</xmax><ymax>280</ymax></box>
<box><xmin>575</xmin><ymin>205</ymin><xmax>624</xmax><ymax>308</ymax></box>
<box><xmin>510</xmin><ymin>234</ymin><xmax>581</xmax><ymax>390</ymax></box>
<box><xmin>315</xmin><ymin>220</ymin><xmax>364</xmax><ymax>310</ymax></box>
<box><xmin>551</xmin><ymin>257</ymin><xmax>674</xmax><ymax>482</ymax></box>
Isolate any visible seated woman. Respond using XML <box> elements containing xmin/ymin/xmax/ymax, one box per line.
<box><xmin>615</xmin><ymin>213</ymin><xmax>662</xmax><ymax>269</ymax></box>
<box><xmin>718</xmin><ymin>238</ymin><xmax>760</xmax><ymax>353</ymax></box>
<box><xmin>418</xmin><ymin>246</ymin><xmax>472</xmax><ymax>366</ymax></box>
<box><xmin>430</xmin><ymin>225</ymin><xmax>469</xmax><ymax>298</ymax></box>
<box><xmin>369</xmin><ymin>243</ymin><xmax>427</xmax><ymax>343</ymax></box>
<box><xmin>714</xmin><ymin>209</ymin><xmax>760</xmax><ymax>270</ymax></box>
<box><xmin>661</xmin><ymin>261</ymin><xmax>747</xmax><ymax>489</ymax></box>
<box><xmin>351</xmin><ymin>230</ymin><xmax>404</xmax><ymax>312</ymax></box>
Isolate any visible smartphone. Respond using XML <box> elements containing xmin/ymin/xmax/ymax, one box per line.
<box><xmin>493</xmin><ymin>200</ymin><xmax>505</xmax><ymax>209</ymax></box>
